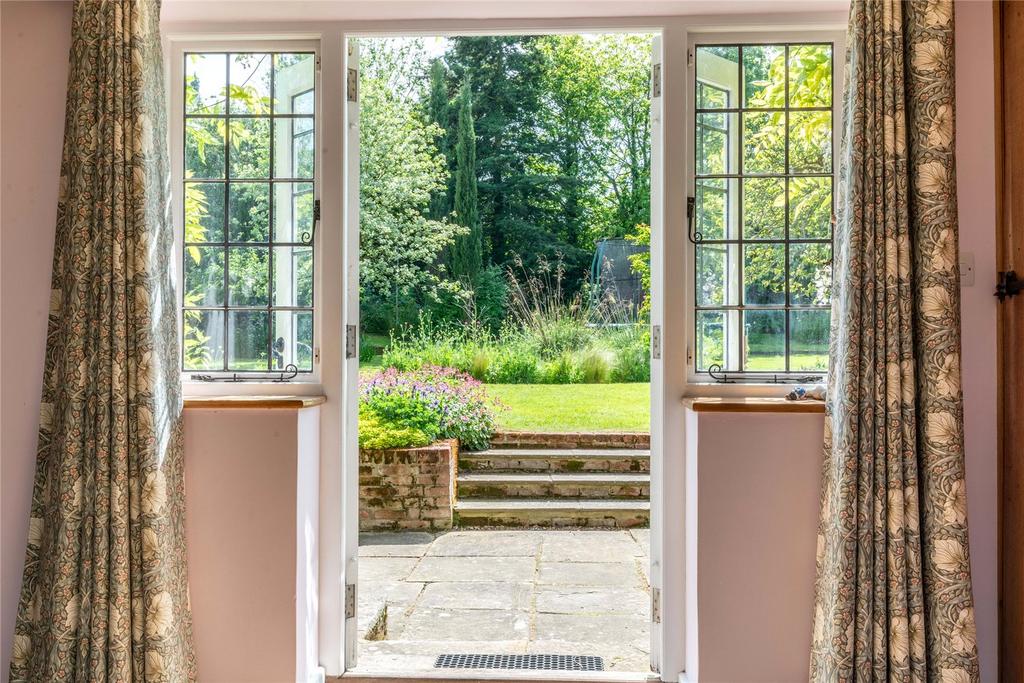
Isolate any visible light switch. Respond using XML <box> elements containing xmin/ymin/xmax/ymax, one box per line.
<box><xmin>960</xmin><ymin>252</ymin><xmax>975</xmax><ymax>287</ymax></box>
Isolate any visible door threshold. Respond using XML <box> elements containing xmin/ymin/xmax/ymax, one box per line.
<box><xmin>336</xmin><ymin>669</ymin><xmax>657</xmax><ymax>683</ymax></box>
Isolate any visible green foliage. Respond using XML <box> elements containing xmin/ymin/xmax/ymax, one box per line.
<box><xmin>359</xmin><ymin>39</ymin><xmax>466</xmax><ymax>327</ymax></box>
<box><xmin>359</xmin><ymin>409</ymin><xmax>433</xmax><ymax>450</ymax></box>
<box><xmin>626</xmin><ymin>223</ymin><xmax>651</xmax><ymax>320</ymax></box>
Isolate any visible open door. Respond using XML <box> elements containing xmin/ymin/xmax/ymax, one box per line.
<box><xmin>342</xmin><ymin>36</ymin><xmax>361</xmax><ymax>673</ymax></box>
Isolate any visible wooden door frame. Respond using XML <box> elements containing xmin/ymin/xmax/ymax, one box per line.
<box><xmin>996</xmin><ymin>1</ymin><xmax>1023</xmax><ymax>678</ymax></box>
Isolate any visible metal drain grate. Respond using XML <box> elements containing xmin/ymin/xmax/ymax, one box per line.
<box><xmin>434</xmin><ymin>653</ymin><xmax>604</xmax><ymax>671</ymax></box>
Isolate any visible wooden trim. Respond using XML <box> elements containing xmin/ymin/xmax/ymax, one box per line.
<box><xmin>684</xmin><ymin>397</ymin><xmax>825</xmax><ymax>414</ymax></box>
<box><xmin>182</xmin><ymin>395</ymin><xmax>326</xmax><ymax>410</ymax></box>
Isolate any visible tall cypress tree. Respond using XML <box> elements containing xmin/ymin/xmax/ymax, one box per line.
<box><xmin>426</xmin><ymin>58</ymin><xmax>452</xmax><ymax>221</ymax></box>
<box><xmin>450</xmin><ymin>78</ymin><xmax>482</xmax><ymax>281</ymax></box>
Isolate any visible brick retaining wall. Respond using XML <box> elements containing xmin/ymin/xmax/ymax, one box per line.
<box><xmin>359</xmin><ymin>439</ymin><xmax>458</xmax><ymax>531</ymax></box>
<box><xmin>488</xmin><ymin>430</ymin><xmax>650</xmax><ymax>450</ymax></box>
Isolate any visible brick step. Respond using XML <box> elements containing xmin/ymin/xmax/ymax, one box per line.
<box><xmin>459</xmin><ymin>448</ymin><xmax>650</xmax><ymax>473</ymax></box>
<box><xmin>457</xmin><ymin>472</ymin><xmax>649</xmax><ymax>499</ymax></box>
<box><xmin>454</xmin><ymin>498</ymin><xmax>649</xmax><ymax>529</ymax></box>
<box><xmin>489</xmin><ymin>430</ymin><xmax>650</xmax><ymax>450</ymax></box>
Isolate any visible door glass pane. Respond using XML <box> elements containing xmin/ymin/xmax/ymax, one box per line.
<box><xmin>743</xmin><ymin>45</ymin><xmax>785</xmax><ymax>108</ymax></box>
<box><xmin>185</xmin><ymin>182</ymin><xmax>225</xmax><ymax>243</ymax></box>
<box><xmin>790</xmin><ymin>309</ymin><xmax>830</xmax><ymax>371</ymax></box>
<box><xmin>743</xmin><ymin>177</ymin><xmax>785</xmax><ymax>239</ymax></box>
<box><xmin>743</xmin><ymin>243</ymin><xmax>785</xmax><ymax>305</ymax></box>
<box><xmin>228</xmin><ymin>183</ymin><xmax>270</xmax><ymax>242</ymax></box>
<box><xmin>696</xmin><ymin>46</ymin><xmax>739</xmax><ymax>109</ymax></box>
<box><xmin>790</xmin><ymin>242</ymin><xmax>832</xmax><ymax>305</ymax></box>
<box><xmin>273</xmin><ymin>310</ymin><xmax>314</xmax><ymax>371</ymax></box>
<box><xmin>228</xmin><ymin>246</ymin><xmax>269</xmax><ymax>306</ymax></box>
<box><xmin>228</xmin><ymin>311</ymin><xmax>269</xmax><ymax>370</ymax></box>
<box><xmin>186</xmin><ymin>53</ymin><xmax>226</xmax><ymax>115</ymax></box>
<box><xmin>697</xmin><ymin>113</ymin><xmax>738</xmax><ymax>175</ymax></box>
<box><xmin>789</xmin><ymin>176</ymin><xmax>832</xmax><ymax>239</ymax></box>
<box><xmin>744</xmin><ymin>309</ymin><xmax>785</xmax><ymax>371</ymax></box>
<box><xmin>696</xmin><ymin>178</ymin><xmax>738</xmax><ymax>240</ymax></box>
<box><xmin>789</xmin><ymin>44</ymin><xmax>832</xmax><ymax>108</ymax></box>
<box><xmin>229</xmin><ymin>53</ymin><xmax>271</xmax><ymax>114</ymax></box>
<box><xmin>183</xmin><ymin>310</ymin><xmax>225</xmax><ymax>371</ymax></box>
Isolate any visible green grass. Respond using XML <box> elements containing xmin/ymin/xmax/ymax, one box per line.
<box><xmin>486</xmin><ymin>383</ymin><xmax>650</xmax><ymax>433</ymax></box>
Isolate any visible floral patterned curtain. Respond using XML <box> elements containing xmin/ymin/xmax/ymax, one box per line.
<box><xmin>9</xmin><ymin>0</ymin><xmax>196</xmax><ymax>680</ymax></box>
<box><xmin>810</xmin><ymin>0</ymin><xmax>979</xmax><ymax>680</ymax></box>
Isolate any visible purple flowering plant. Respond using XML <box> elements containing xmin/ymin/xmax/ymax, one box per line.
<box><xmin>360</xmin><ymin>366</ymin><xmax>502</xmax><ymax>451</ymax></box>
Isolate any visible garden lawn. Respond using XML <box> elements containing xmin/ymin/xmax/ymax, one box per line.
<box><xmin>486</xmin><ymin>383</ymin><xmax>650</xmax><ymax>433</ymax></box>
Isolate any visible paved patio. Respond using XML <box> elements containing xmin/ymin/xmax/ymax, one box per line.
<box><xmin>355</xmin><ymin>529</ymin><xmax>651</xmax><ymax>674</ymax></box>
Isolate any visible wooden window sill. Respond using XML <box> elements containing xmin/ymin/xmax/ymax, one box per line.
<box><xmin>183</xmin><ymin>395</ymin><xmax>327</xmax><ymax>410</ymax></box>
<box><xmin>684</xmin><ymin>397</ymin><xmax>825</xmax><ymax>414</ymax></box>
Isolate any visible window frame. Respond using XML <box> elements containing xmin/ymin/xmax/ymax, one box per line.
<box><xmin>684</xmin><ymin>29</ymin><xmax>845</xmax><ymax>391</ymax></box>
<box><xmin>169</xmin><ymin>38</ymin><xmax>323</xmax><ymax>389</ymax></box>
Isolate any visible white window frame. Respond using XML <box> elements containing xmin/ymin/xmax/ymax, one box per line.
<box><xmin>168</xmin><ymin>38</ymin><xmax>325</xmax><ymax>395</ymax></box>
<box><xmin>683</xmin><ymin>28</ymin><xmax>845</xmax><ymax>398</ymax></box>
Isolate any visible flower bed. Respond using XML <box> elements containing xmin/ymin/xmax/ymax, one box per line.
<box><xmin>359</xmin><ymin>365</ymin><xmax>499</xmax><ymax>451</ymax></box>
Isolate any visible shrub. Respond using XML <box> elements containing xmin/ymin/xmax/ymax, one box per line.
<box><xmin>580</xmin><ymin>349</ymin><xmax>614</xmax><ymax>383</ymax></box>
<box><xmin>487</xmin><ymin>346</ymin><xmax>540</xmax><ymax>383</ymax></box>
<box><xmin>540</xmin><ymin>352</ymin><xmax>581</xmax><ymax>384</ymax></box>
<box><xmin>359</xmin><ymin>409</ymin><xmax>433</xmax><ymax>450</ymax></box>
<box><xmin>469</xmin><ymin>351</ymin><xmax>491</xmax><ymax>380</ymax></box>
<box><xmin>360</xmin><ymin>366</ymin><xmax>500</xmax><ymax>450</ymax></box>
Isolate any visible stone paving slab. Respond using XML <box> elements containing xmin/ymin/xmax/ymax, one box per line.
<box><xmin>417</xmin><ymin>581</ymin><xmax>532</xmax><ymax>611</ymax></box>
<box><xmin>534</xmin><ymin>586</ymin><xmax>648</xmax><ymax>616</ymax></box>
<box><xmin>425</xmin><ymin>530</ymin><xmax>543</xmax><ymax>557</ymax></box>
<box><xmin>409</xmin><ymin>555</ymin><xmax>537</xmax><ymax>583</ymax></box>
<box><xmin>537</xmin><ymin>560</ymin><xmax>642</xmax><ymax>587</ymax></box>
<box><xmin>356</xmin><ymin>529</ymin><xmax>650</xmax><ymax>675</ymax></box>
<box><xmin>539</xmin><ymin>530</ymin><xmax>646</xmax><ymax>562</ymax></box>
<box><xmin>402</xmin><ymin>607</ymin><xmax>532</xmax><ymax>641</ymax></box>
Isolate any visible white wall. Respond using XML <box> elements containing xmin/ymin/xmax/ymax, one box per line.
<box><xmin>0</xmin><ymin>4</ymin><xmax>72</xmax><ymax>681</ymax></box>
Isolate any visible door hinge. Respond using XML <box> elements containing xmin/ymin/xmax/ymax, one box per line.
<box><xmin>651</xmin><ymin>63</ymin><xmax>662</xmax><ymax>98</ymax></box>
<box><xmin>345</xmin><ymin>324</ymin><xmax>358</xmax><ymax>359</ymax></box>
<box><xmin>347</xmin><ymin>68</ymin><xmax>358</xmax><ymax>102</ymax></box>
<box><xmin>345</xmin><ymin>583</ymin><xmax>356</xmax><ymax>619</ymax></box>
<box><xmin>651</xmin><ymin>586</ymin><xmax>661</xmax><ymax>624</ymax></box>
<box><xmin>651</xmin><ymin>324</ymin><xmax>662</xmax><ymax>360</ymax></box>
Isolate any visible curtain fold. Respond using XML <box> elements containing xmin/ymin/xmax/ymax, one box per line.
<box><xmin>810</xmin><ymin>0</ymin><xmax>979</xmax><ymax>680</ymax></box>
<box><xmin>9</xmin><ymin>0</ymin><xmax>196</xmax><ymax>680</ymax></box>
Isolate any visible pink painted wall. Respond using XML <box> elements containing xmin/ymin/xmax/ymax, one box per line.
<box><xmin>184</xmin><ymin>407</ymin><xmax>319</xmax><ymax>683</ymax></box>
<box><xmin>953</xmin><ymin>2</ymin><xmax>999</xmax><ymax>678</ymax></box>
<box><xmin>686</xmin><ymin>411</ymin><xmax>825</xmax><ymax>682</ymax></box>
<box><xmin>0</xmin><ymin>3</ymin><xmax>72</xmax><ymax>681</ymax></box>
